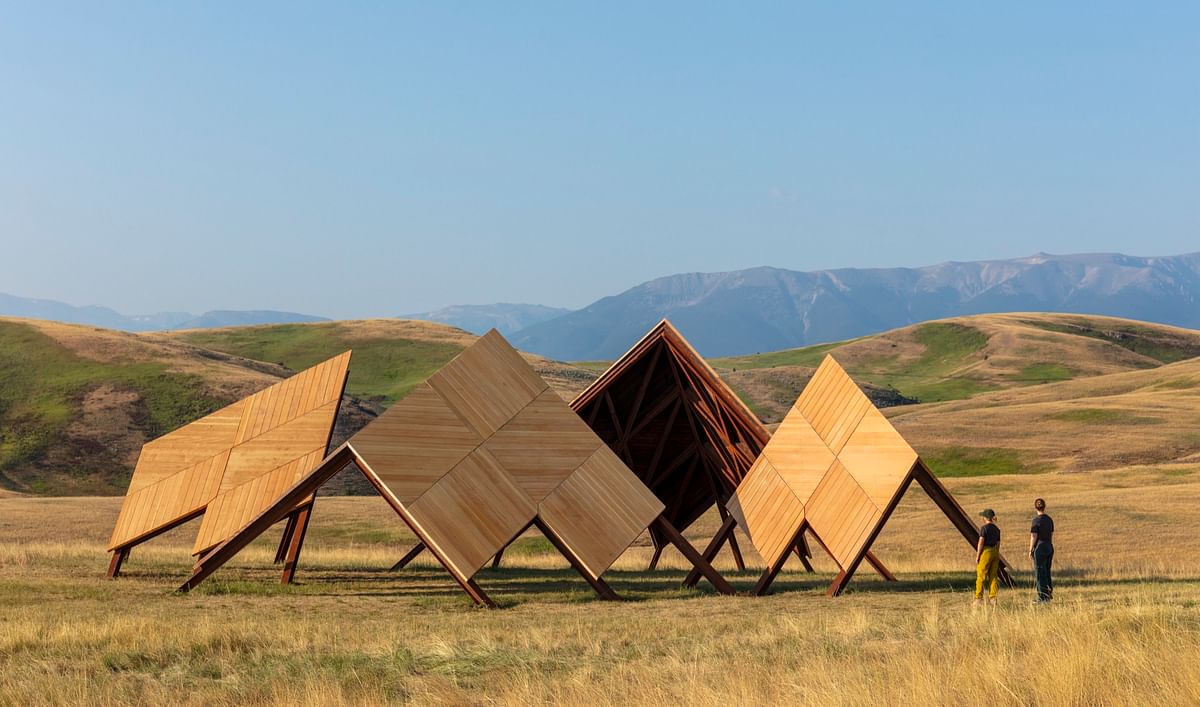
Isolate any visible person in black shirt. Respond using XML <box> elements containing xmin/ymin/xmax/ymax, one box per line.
<box><xmin>1028</xmin><ymin>498</ymin><xmax>1054</xmax><ymax>603</ymax></box>
<box><xmin>974</xmin><ymin>508</ymin><xmax>1002</xmax><ymax>605</ymax></box>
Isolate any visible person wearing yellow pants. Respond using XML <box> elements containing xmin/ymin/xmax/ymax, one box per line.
<box><xmin>974</xmin><ymin>508</ymin><xmax>1001</xmax><ymax>605</ymax></box>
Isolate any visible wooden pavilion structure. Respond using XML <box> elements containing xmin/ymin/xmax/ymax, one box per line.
<box><xmin>685</xmin><ymin>355</ymin><xmax>1014</xmax><ymax>596</ymax></box>
<box><xmin>180</xmin><ymin>331</ymin><xmax>733</xmax><ymax>606</ymax></box>
<box><xmin>568</xmin><ymin>320</ymin><xmax>771</xmax><ymax>570</ymax></box>
<box><xmin>106</xmin><ymin>352</ymin><xmax>351</xmax><ymax>583</ymax></box>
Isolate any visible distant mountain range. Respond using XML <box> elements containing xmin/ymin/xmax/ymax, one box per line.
<box><xmin>510</xmin><ymin>252</ymin><xmax>1200</xmax><ymax>359</ymax></box>
<box><xmin>0</xmin><ymin>293</ymin><xmax>327</xmax><ymax>331</ymax></box>
<box><xmin>401</xmin><ymin>303</ymin><xmax>572</xmax><ymax>335</ymax></box>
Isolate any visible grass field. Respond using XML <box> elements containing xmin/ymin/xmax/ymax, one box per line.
<box><xmin>2</xmin><ymin>464</ymin><xmax>1199</xmax><ymax>705</ymax></box>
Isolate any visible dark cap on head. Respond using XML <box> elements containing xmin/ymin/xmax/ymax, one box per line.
<box><xmin>980</xmin><ymin>508</ymin><xmax>996</xmax><ymax>520</ymax></box>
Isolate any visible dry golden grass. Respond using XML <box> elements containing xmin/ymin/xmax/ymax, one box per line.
<box><xmin>891</xmin><ymin>356</ymin><xmax>1200</xmax><ymax>473</ymax></box>
<box><xmin>3</xmin><ymin>465</ymin><xmax>1199</xmax><ymax>705</ymax></box>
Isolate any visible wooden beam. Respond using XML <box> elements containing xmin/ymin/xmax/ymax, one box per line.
<box><xmin>863</xmin><ymin>551</ymin><xmax>897</xmax><ymax>582</ymax></box>
<box><xmin>752</xmin><ymin>526</ymin><xmax>806</xmax><ymax>596</ymax></box>
<box><xmin>106</xmin><ymin>547</ymin><xmax>129</xmax><ymax>578</ymax></box>
<box><xmin>279</xmin><ymin>502</ymin><xmax>313</xmax><ymax>585</ymax></box>
<box><xmin>490</xmin><ymin>546</ymin><xmax>505</xmax><ymax>570</ymax></box>
<box><xmin>716</xmin><ymin>501</ymin><xmax>746</xmax><ymax>571</ymax></box>
<box><xmin>390</xmin><ymin>542</ymin><xmax>426</xmax><ymax>571</ymax></box>
<box><xmin>533</xmin><ymin>518</ymin><xmax>619</xmax><ymax>600</ymax></box>
<box><xmin>682</xmin><ymin>514</ymin><xmax>736</xmax><ymax>588</ymax></box>
<box><xmin>647</xmin><ymin>543</ymin><xmax>664</xmax><ymax>571</ymax></box>
<box><xmin>652</xmin><ymin>515</ymin><xmax>735</xmax><ymax>595</ymax></box>
<box><xmin>274</xmin><ymin>512</ymin><xmax>298</xmax><ymax>564</ymax></box>
<box><xmin>911</xmin><ymin>462</ymin><xmax>1015</xmax><ymax>588</ymax></box>
<box><xmin>826</xmin><ymin>471</ymin><xmax>916</xmax><ymax>597</ymax></box>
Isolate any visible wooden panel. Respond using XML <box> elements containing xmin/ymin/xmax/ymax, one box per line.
<box><xmin>484</xmin><ymin>388</ymin><xmax>603</xmax><ymax>502</ymax></box>
<box><xmin>762</xmin><ymin>405</ymin><xmax>837</xmax><ymax>502</ymax></box>
<box><xmin>538</xmin><ymin>444</ymin><xmax>665</xmax><ymax>579</ymax></box>
<box><xmin>804</xmin><ymin>461</ymin><xmax>880</xmax><ymax>567</ymax></box>
<box><xmin>350</xmin><ymin>383</ymin><xmax>482</xmax><ymax>504</ymax></box>
<box><xmin>192</xmin><ymin>449</ymin><xmax>325</xmax><ymax>554</ymax></box>
<box><xmin>128</xmin><ymin>400</ymin><xmax>245</xmax><ymax>494</ymax></box>
<box><xmin>795</xmin><ymin>357</ymin><xmax>871</xmax><ymax>454</ymax></box>
<box><xmin>427</xmin><ymin>330</ymin><xmax>547</xmax><ymax>439</ymax></box>
<box><xmin>726</xmin><ymin>456</ymin><xmax>806</xmax><ymax>567</ymax></box>
<box><xmin>405</xmin><ymin>447</ymin><xmax>537</xmax><ymax>578</ymax></box>
<box><xmin>107</xmin><ymin>449</ymin><xmax>230</xmax><ymax>549</ymax></box>
<box><xmin>219</xmin><ymin>401</ymin><xmax>340</xmax><ymax>491</ymax></box>
<box><xmin>109</xmin><ymin>352</ymin><xmax>349</xmax><ymax>553</ymax></box>
<box><xmin>836</xmin><ymin>406</ymin><xmax>919</xmax><ymax>509</ymax></box>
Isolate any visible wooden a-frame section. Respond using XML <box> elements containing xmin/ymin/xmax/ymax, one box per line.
<box><xmin>181</xmin><ymin>331</ymin><xmax>733</xmax><ymax>606</ymax></box>
<box><xmin>106</xmin><ymin>352</ymin><xmax>351</xmax><ymax>584</ymax></box>
<box><xmin>469</xmin><ymin>320</ymin><xmax>893</xmax><ymax>581</ymax></box>
<box><xmin>685</xmin><ymin>355</ymin><xmax>1014</xmax><ymax>596</ymax></box>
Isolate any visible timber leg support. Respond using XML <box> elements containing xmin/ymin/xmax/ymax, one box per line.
<box><xmin>864</xmin><ymin>550</ymin><xmax>897</xmax><ymax>582</ymax></box>
<box><xmin>274</xmin><ymin>512</ymin><xmax>299</xmax><ymax>564</ymax></box>
<box><xmin>490</xmin><ymin>546</ymin><xmax>505</xmax><ymax>570</ymax></box>
<box><xmin>391</xmin><ymin>542</ymin><xmax>426</xmax><ymax>572</ymax></box>
<box><xmin>107</xmin><ymin>547</ymin><xmax>129</xmax><ymax>578</ymax></box>
<box><xmin>654</xmin><ymin>515</ymin><xmax>735</xmax><ymax>595</ymax></box>
<box><xmin>534</xmin><ymin>518</ymin><xmax>620</xmax><ymax>601</ymax></box>
<box><xmin>647</xmin><ymin>543</ymin><xmax>664</xmax><ymax>570</ymax></box>
<box><xmin>280</xmin><ymin>503</ymin><xmax>313</xmax><ymax>585</ymax></box>
<box><xmin>753</xmin><ymin>527</ymin><xmax>806</xmax><ymax>596</ymax></box>
<box><xmin>683</xmin><ymin>514</ymin><xmax>736</xmax><ymax>588</ymax></box>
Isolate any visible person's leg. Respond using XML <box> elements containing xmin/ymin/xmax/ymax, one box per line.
<box><xmin>1034</xmin><ymin>544</ymin><xmax>1052</xmax><ymax>601</ymax></box>
<box><xmin>975</xmin><ymin>552</ymin><xmax>988</xmax><ymax>601</ymax></box>
<box><xmin>987</xmin><ymin>550</ymin><xmax>1000</xmax><ymax>600</ymax></box>
<box><xmin>1045</xmin><ymin>545</ymin><xmax>1054</xmax><ymax>599</ymax></box>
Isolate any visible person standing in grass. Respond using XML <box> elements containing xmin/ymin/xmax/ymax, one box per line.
<box><xmin>974</xmin><ymin>508</ymin><xmax>1002</xmax><ymax>605</ymax></box>
<box><xmin>1029</xmin><ymin>498</ymin><xmax>1054</xmax><ymax>603</ymax></box>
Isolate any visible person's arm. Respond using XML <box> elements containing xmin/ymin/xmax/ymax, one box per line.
<box><xmin>976</xmin><ymin>535</ymin><xmax>984</xmax><ymax>564</ymax></box>
<box><xmin>1029</xmin><ymin>531</ymin><xmax>1037</xmax><ymax>557</ymax></box>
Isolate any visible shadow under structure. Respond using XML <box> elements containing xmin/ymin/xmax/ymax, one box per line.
<box><xmin>684</xmin><ymin>355</ymin><xmax>1015</xmax><ymax>596</ymax></box>
<box><xmin>179</xmin><ymin>330</ymin><xmax>733</xmax><ymax>607</ymax></box>
<box><xmin>106</xmin><ymin>352</ymin><xmax>352</xmax><ymax>585</ymax></box>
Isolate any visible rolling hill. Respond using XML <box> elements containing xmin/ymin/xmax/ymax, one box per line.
<box><xmin>510</xmin><ymin>251</ymin><xmax>1200</xmax><ymax>359</ymax></box>
<box><xmin>2</xmin><ymin>312</ymin><xmax>1197</xmax><ymax>496</ymax></box>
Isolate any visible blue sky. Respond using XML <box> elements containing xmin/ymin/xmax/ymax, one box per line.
<box><xmin>1</xmin><ymin>3</ymin><xmax>1196</xmax><ymax>317</ymax></box>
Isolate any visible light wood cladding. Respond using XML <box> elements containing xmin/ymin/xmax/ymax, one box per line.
<box><xmin>804</xmin><ymin>460</ymin><xmax>881</xmax><ymax>567</ymax></box>
<box><xmin>406</xmin><ymin>447</ymin><xmax>537</xmax><ymax>578</ymax></box>
<box><xmin>733</xmin><ymin>354</ymin><xmax>976</xmax><ymax>594</ymax></box>
<box><xmin>427</xmin><ymin>330</ymin><xmax>547</xmax><ymax>438</ymax></box>
<box><xmin>484</xmin><ymin>388</ymin><xmax>602</xmax><ymax>502</ymax></box>
<box><xmin>337</xmin><ymin>330</ymin><xmax>668</xmax><ymax>583</ymax></box>
<box><xmin>539</xmin><ymin>445</ymin><xmax>665</xmax><ymax>579</ymax></box>
<box><xmin>837</xmin><ymin>406</ymin><xmax>918</xmax><ymax>509</ymax></box>
<box><xmin>726</xmin><ymin>456</ymin><xmax>806</xmax><ymax>567</ymax></box>
<box><xmin>350</xmin><ymin>383</ymin><xmax>482</xmax><ymax>504</ymax></box>
<box><xmin>108</xmin><ymin>352</ymin><xmax>350</xmax><ymax>552</ymax></box>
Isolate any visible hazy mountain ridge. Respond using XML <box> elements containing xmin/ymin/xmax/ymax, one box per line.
<box><xmin>402</xmin><ymin>303</ymin><xmax>572</xmax><ymax>335</ymax></box>
<box><xmin>0</xmin><ymin>293</ymin><xmax>327</xmax><ymax>331</ymax></box>
<box><xmin>511</xmin><ymin>252</ymin><xmax>1200</xmax><ymax>359</ymax></box>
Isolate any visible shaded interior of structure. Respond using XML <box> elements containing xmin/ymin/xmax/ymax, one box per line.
<box><xmin>573</xmin><ymin>332</ymin><xmax>768</xmax><ymax>553</ymax></box>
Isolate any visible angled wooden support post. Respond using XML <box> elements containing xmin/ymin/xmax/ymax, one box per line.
<box><xmin>647</xmin><ymin>542</ymin><xmax>664</xmax><ymax>570</ymax></box>
<box><xmin>752</xmin><ymin>527</ymin><xmax>806</xmax><ymax>596</ymax></box>
<box><xmin>533</xmin><ymin>518</ymin><xmax>620</xmax><ymax>601</ymax></box>
<box><xmin>792</xmin><ymin>535</ymin><xmax>815</xmax><ymax>573</ymax></box>
<box><xmin>911</xmin><ymin>462</ymin><xmax>1015</xmax><ymax>588</ymax></box>
<box><xmin>652</xmin><ymin>515</ymin><xmax>735</xmax><ymax>595</ymax></box>
<box><xmin>683</xmin><ymin>513</ymin><xmax>736</xmax><ymax>588</ymax></box>
<box><xmin>716</xmin><ymin>501</ymin><xmax>746</xmax><ymax>571</ymax></box>
<box><xmin>274</xmin><ymin>512</ymin><xmax>299</xmax><ymax>564</ymax></box>
<box><xmin>390</xmin><ymin>542</ymin><xmax>426</xmax><ymax>571</ymax></box>
<box><xmin>280</xmin><ymin>502</ymin><xmax>314</xmax><ymax>585</ymax></box>
<box><xmin>490</xmin><ymin>546</ymin><xmax>505</xmax><ymax>570</ymax></box>
<box><xmin>107</xmin><ymin>547</ymin><xmax>130</xmax><ymax>578</ymax></box>
<box><xmin>864</xmin><ymin>551</ymin><xmax>897</xmax><ymax>582</ymax></box>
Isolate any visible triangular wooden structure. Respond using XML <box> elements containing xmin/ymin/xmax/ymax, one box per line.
<box><xmin>567</xmin><ymin>320</ymin><xmax>769</xmax><ymax>570</ymax></box>
<box><xmin>685</xmin><ymin>355</ymin><xmax>1013</xmax><ymax>596</ymax></box>
<box><xmin>107</xmin><ymin>352</ymin><xmax>351</xmax><ymax>583</ymax></box>
<box><xmin>179</xmin><ymin>330</ymin><xmax>733</xmax><ymax>606</ymax></box>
